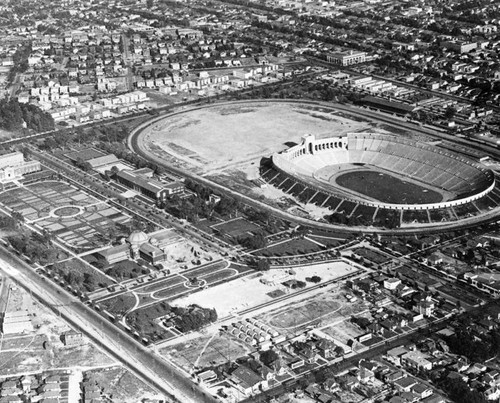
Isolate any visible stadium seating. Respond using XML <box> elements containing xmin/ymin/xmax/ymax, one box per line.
<box><xmin>267</xmin><ymin>133</ymin><xmax>494</xmax><ymax>217</ymax></box>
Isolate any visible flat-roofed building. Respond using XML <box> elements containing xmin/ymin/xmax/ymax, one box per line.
<box><xmin>62</xmin><ymin>330</ymin><xmax>85</xmax><ymax>347</ymax></box>
<box><xmin>96</xmin><ymin>244</ymin><xmax>129</xmax><ymax>265</ymax></box>
<box><xmin>401</xmin><ymin>351</ymin><xmax>433</xmax><ymax>371</ymax></box>
<box><xmin>1</xmin><ymin>310</ymin><xmax>33</xmax><ymax>334</ymax></box>
<box><xmin>0</xmin><ymin>151</ymin><xmax>41</xmax><ymax>184</ymax></box>
<box><xmin>441</xmin><ymin>40</ymin><xmax>477</xmax><ymax>53</ymax></box>
<box><xmin>116</xmin><ymin>169</ymin><xmax>183</xmax><ymax>202</ymax></box>
<box><xmin>139</xmin><ymin>242</ymin><xmax>166</xmax><ymax>265</ymax></box>
<box><xmin>87</xmin><ymin>154</ymin><xmax>120</xmax><ymax>169</ymax></box>
<box><xmin>326</xmin><ymin>50</ymin><xmax>366</xmax><ymax>66</ymax></box>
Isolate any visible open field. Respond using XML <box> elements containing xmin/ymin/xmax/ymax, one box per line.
<box><xmin>322</xmin><ymin>319</ymin><xmax>366</xmax><ymax>346</ymax></box>
<box><xmin>172</xmin><ymin>260</ymin><xmax>359</xmax><ymax>318</ymax></box>
<box><xmin>335</xmin><ymin>170</ymin><xmax>443</xmax><ymax>204</ymax></box>
<box><xmin>258</xmin><ymin>237</ymin><xmax>322</xmax><ymax>257</ymax></box>
<box><xmin>162</xmin><ymin>333</ymin><xmax>251</xmax><ymax>370</ymax></box>
<box><xmin>84</xmin><ymin>366</ymin><xmax>162</xmax><ymax>403</ymax></box>
<box><xmin>258</xmin><ymin>284</ymin><xmax>368</xmax><ymax>334</ymax></box>
<box><xmin>211</xmin><ymin>217</ymin><xmax>261</xmax><ymax>238</ymax></box>
<box><xmin>267</xmin><ymin>299</ymin><xmax>341</xmax><ymax>329</ymax></box>
<box><xmin>102</xmin><ymin>261</ymin><xmax>245</xmax><ymax>341</ymax></box>
<box><xmin>142</xmin><ymin>101</ymin><xmax>377</xmax><ymax>175</ymax></box>
<box><xmin>99</xmin><ymin>293</ymin><xmax>137</xmax><ymax>317</ymax></box>
<box><xmin>0</xmin><ymin>181</ymin><xmax>130</xmax><ymax>250</ymax></box>
<box><xmin>0</xmin><ymin>284</ymin><xmax>114</xmax><ymax>377</ymax></box>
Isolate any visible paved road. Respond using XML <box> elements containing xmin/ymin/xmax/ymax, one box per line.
<box><xmin>306</xmin><ymin>55</ymin><xmax>479</xmax><ymax>107</ymax></box>
<box><xmin>0</xmin><ymin>246</ymin><xmax>217</xmax><ymax>403</ymax></box>
<box><xmin>27</xmin><ymin>146</ymin><xmax>232</xmax><ymax>257</ymax></box>
<box><xmin>240</xmin><ymin>317</ymin><xmax>451</xmax><ymax>403</ymax></box>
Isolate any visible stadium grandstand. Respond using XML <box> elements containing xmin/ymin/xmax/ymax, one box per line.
<box><xmin>261</xmin><ymin>133</ymin><xmax>498</xmax><ymax>228</ymax></box>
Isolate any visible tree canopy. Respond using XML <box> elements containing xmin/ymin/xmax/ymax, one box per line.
<box><xmin>0</xmin><ymin>98</ymin><xmax>54</xmax><ymax>132</ymax></box>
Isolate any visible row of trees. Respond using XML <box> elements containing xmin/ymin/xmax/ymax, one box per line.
<box><xmin>170</xmin><ymin>305</ymin><xmax>218</xmax><ymax>333</ymax></box>
<box><xmin>0</xmin><ymin>215</ymin><xmax>21</xmax><ymax>231</ymax></box>
<box><xmin>7</xmin><ymin>230</ymin><xmax>60</xmax><ymax>264</ymax></box>
<box><xmin>105</xmin><ymin>262</ymin><xmax>150</xmax><ymax>280</ymax></box>
<box><xmin>444</xmin><ymin>326</ymin><xmax>500</xmax><ymax>362</ymax></box>
<box><xmin>49</xmin><ymin>261</ymin><xmax>104</xmax><ymax>292</ymax></box>
<box><xmin>165</xmin><ymin>180</ymin><xmax>241</xmax><ymax>223</ymax></box>
<box><xmin>238</xmin><ymin>232</ymin><xmax>267</xmax><ymax>250</ymax></box>
<box><xmin>7</xmin><ymin>42</ymin><xmax>31</xmax><ymax>83</ymax></box>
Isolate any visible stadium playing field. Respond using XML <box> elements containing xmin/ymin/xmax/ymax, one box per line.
<box><xmin>335</xmin><ymin>170</ymin><xmax>443</xmax><ymax>204</ymax></box>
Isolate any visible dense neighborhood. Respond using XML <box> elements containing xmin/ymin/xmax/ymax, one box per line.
<box><xmin>2</xmin><ymin>1</ymin><xmax>500</xmax><ymax>403</ymax></box>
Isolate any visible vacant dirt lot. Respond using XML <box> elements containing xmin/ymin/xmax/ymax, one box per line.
<box><xmin>161</xmin><ymin>333</ymin><xmax>250</xmax><ymax>370</ymax></box>
<box><xmin>142</xmin><ymin>101</ymin><xmax>376</xmax><ymax>175</ymax></box>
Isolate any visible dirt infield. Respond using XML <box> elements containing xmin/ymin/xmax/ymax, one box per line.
<box><xmin>268</xmin><ymin>299</ymin><xmax>341</xmax><ymax>329</ymax></box>
<box><xmin>141</xmin><ymin>101</ymin><xmax>376</xmax><ymax>174</ymax></box>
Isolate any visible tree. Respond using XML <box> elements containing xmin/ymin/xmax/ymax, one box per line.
<box><xmin>11</xmin><ymin>211</ymin><xmax>24</xmax><ymax>223</ymax></box>
<box><xmin>306</xmin><ymin>275</ymin><xmax>322</xmax><ymax>283</ymax></box>
<box><xmin>259</xmin><ymin>349</ymin><xmax>279</xmax><ymax>366</ymax></box>
<box><xmin>239</xmin><ymin>232</ymin><xmax>267</xmax><ymax>249</ymax></box>
<box><xmin>66</xmin><ymin>271</ymin><xmax>83</xmax><ymax>287</ymax></box>
<box><xmin>444</xmin><ymin>106</ymin><xmax>457</xmax><ymax>119</ymax></box>
<box><xmin>256</xmin><ymin>259</ymin><xmax>270</xmax><ymax>271</ymax></box>
<box><xmin>441</xmin><ymin>378</ymin><xmax>487</xmax><ymax>403</ymax></box>
<box><xmin>0</xmin><ymin>98</ymin><xmax>54</xmax><ymax>132</ymax></box>
<box><xmin>0</xmin><ymin>216</ymin><xmax>17</xmax><ymax>230</ymax></box>
<box><xmin>83</xmin><ymin>273</ymin><xmax>98</xmax><ymax>291</ymax></box>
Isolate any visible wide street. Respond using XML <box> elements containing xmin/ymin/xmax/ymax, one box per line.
<box><xmin>0</xmin><ymin>246</ymin><xmax>217</xmax><ymax>403</ymax></box>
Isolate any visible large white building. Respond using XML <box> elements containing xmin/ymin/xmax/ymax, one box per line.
<box><xmin>326</xmin><ymin>50</ymin><xmax>366</xmax><ymax>66</ymax></box>
<box><xmin>0</xmin><ymin>151</ymin><xmax>41</xmax><ymax>184</ymax></box>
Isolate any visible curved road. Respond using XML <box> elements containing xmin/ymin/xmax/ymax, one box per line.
<box><xmin>0</xmin><ymin>246</ymin><xmax>217</xmax><ymax>403</ymax></box>
<box><xmin>128</xmin><ymin>99</ymin><xmax>500</xmax><ymax>235</ymax></box>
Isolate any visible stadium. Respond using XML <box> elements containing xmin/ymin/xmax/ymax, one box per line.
<box><xmin>131</xmin><ymin>100</ymin><xmax>500</xmax><ymax>231</ymax></box>
<box><xmin>262</xmin><ymin>133</ymin><xmax>500</xmax><ymax>228</ymax></box>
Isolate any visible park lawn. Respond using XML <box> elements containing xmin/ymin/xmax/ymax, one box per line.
<box><xmin>50</xmin><ymin>258</ymin><xmax>113</xmax><ymax>293</ymax></box>
<box><xmin>258</xmin><ymin>237</ymin><xmax>321</xmax><ymax>257</ymax></box>
<box><xmin>105</xmin><ymin>260</ymin><xmax>151</xmax><ymax>281</ymax></box>
<box><xmin>99</xmin><ymin>293</ymin><xmax>137</xmax><ymax>317</ymax></box>
<box><xmin>125</xmin><ymin>302</ymin><xmax>171</xmax><ymax>341</ymax></box>
<box><xmin>211</xmin><ymin>217</ymin><xmax>261</xmax><ymax>238</ymax></box>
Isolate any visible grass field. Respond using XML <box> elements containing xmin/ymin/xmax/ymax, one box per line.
<box><xmin>211</xmin><ymin>217</ymin><xmax>261</xmax><ymax>238</ymax></box>
<box><xmin>258</xmin><ymin>237</ymin><xmax>321</xmax><ymax>257</ymax></box>
<box><xmin>335</xmin><ymin>170</ymin><xmax>443</xmax><ymax>204</ymax></box>
<box><xmin>125</xmin><ymin>302</ymin><xmax>171</xmax><ymax>340</ymax></box>
<box><xmin>99</xmin><ymin>293</ymin><xmax>137</xmax><ymax>316</ymax></box>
